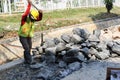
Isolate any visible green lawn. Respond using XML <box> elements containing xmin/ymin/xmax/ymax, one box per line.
<box><xmin>0</xmin><ymin>7</ymin><xmax>120</xmax><ymax>33</ymax></box>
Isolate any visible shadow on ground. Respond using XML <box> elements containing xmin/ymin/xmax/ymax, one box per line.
<box><xmin>89</xmin><ymin>12</ymin><xmax>120</xmax><ymax>29</ymax></box>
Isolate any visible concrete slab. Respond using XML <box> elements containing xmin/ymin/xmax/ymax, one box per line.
<box><xmin>0</xmin><ymin>58</ymin><xmax>24</xmax><ymax>72</ymax></box>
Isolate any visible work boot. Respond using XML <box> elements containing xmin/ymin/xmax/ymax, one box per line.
<box><xmin>24</xmin><ymin>52</ymin><xmax>33</xmax><ymax>64</ymax></box>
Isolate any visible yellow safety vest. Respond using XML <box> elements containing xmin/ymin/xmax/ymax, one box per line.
<box><xmin>18</xmin><ymin>18</ymin><xmax>35</xmax><ymax>37</ymax></box>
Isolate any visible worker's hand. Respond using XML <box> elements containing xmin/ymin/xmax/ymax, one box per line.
<box><xmin>27</xmin><ymin>0</ymin><xmax>32</xmax><ymax>4</ymax></box>
<box><xmin>38</xmin><ymin>9</ymin><xmax>43</xmax><ymax>13</ymax></box>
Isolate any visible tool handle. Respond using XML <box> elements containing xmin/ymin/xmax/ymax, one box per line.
<box><xmin>32</xmin><ymin>3</ymin><xmax>39</xmax><ymax>10</ymax></box>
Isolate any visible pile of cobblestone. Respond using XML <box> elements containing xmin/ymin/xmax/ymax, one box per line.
<box><xmin>29</xmin><ymin>25</ymin><xmax>120</xmax><ymax>80</ymax></box>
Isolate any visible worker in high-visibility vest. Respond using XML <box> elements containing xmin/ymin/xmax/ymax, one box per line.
<box><xmin>18</xmin><ymin>0</ymin><xmax>43</xmax><ymax>64</ymax></box>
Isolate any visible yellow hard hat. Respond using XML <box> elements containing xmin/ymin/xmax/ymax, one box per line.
<box><xmin>30</xmin><ymin>9</ymin><xmax>39</xmax><ymax>20</ymax></box>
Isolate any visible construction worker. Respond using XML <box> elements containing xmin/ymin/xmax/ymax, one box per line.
<box><xmin>18</xmin><ymin>0</ymin><xmax>43</xmax><ymax>64</ymax></box>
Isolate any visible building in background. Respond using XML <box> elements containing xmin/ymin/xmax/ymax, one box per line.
<box><xmin>0</xmin><ymin>0</ymin><xmax>13</xmax><ymax>14</ymax></box>
<box><xmin>0</xmin><ymin>0</ymin><xmax>120</xmax><ymax>14</ymax></box>
<box><xmin>14</xmin><ymin>0</ymin><xmax>26</xmax><ymax>12</ymax></box>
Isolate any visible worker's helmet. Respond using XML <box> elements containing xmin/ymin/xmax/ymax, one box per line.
<box><xmin>30</xmin><ymin>9</ymin><xmax>39</xmax><ymax>20</ymax></box>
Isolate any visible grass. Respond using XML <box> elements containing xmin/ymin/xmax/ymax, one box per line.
<box><xmin>0</xmin><ymin>7</ymin><xmax>120</xmax><ymax>37</ymax></box>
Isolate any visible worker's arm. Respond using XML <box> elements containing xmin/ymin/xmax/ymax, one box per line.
<box><xmin>21</xmin><ymin>0</ymin><xmax>32</xmax><ymax>26</ymax></box>
<box><xmin>22</xmin><ymin>0</ymin><xmax>32</xmax><ymax>17</ymax></box>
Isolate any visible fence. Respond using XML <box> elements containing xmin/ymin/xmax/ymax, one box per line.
<box><xmin>27</xmin><ymin>0</ymin><xmax>105</xmax><ymax>10</ymax></box>
<box><xmin>0</xmin><ymin>0</ymin><xmax>120</xmax><ymax>14</ymax></box>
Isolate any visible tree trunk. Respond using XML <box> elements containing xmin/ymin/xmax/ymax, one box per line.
<box><xmin>107</xmin><ymin>10</ymin><xmax>110</xmax><ymax>13</ymax></box>
<box><xmin>106</xmin><ymin>3</ymin><xmax>113</xmax><ymax>14</ymax></box>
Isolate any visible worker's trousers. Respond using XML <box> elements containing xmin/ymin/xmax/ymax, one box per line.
<box><xmin>19</xmin><ymin>36</ymin><xmax>32</xmax><ymax>64</ymax></box>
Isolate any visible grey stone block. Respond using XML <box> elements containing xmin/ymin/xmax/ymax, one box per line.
<box><xmin>88</xmin><ymin>34</ymin><xmax>100</xmax><ymax>42</ymax></box>
<box><xmin>66</xmin><ymin>48</ymin><xmax>80</xmax><ymax>56</ymax></box>
<box><xmin>45</xmin><ymin>47</ymin><xmax>56</xmax><ymax>54</ymax></box>
<box><xmin>112</xmin><ymin>44</ymin><xmax>120</xmax><ymax>55</ymax></box>
<box><xmin>75</xmin><ymin>52</ymin><xmax>86</xmax><ymax>62</ymax></box>
<box><xmin>80</xmin><ymin>47</ymin><xmax>91</xmax><ymax>59</ymax></box>
<box><xmin>93</xmin><ymin>29</ymin><xmax>101</xmax><ymax>38</ymax></box>
<box><xmin>73</xmin><ymin>28</ymin><xmax>90</xmax><ymax>40</ymax></box>
<box><xmin>59</xmin><ymin>61</ymin><xmax>67</xmax><ymax>68</ymax></box>
<box><xmin>53</xmin><ymin>37</ymin><xmax>61</xmax><ymax>45</ymax></box>
<box><xmin>43</xmin><ymin>39</ymin><xmax>56</xmax><ymax>48</ymax></box>
<box><xmin>96</xmin><ymin>42</ymin><xmax>107</xmax><ymax>52</ymax></box>
<box><xmin>68</xmin><ymin>62</ymin><xmax>81</xmax><ymax>71</ymax></box>
<box><xmin>61</xmin><ymin>34</ymin><xmax>71</xmax><ymax>43</ymax></box>
<box><xmin>71</xmin><ymin>34</ymin><xmax>83</xmax><ymax>44</ymax></box>
<box><xmin>45</xmin><ymin>51</ymin><xmax>56</xmax><ymax>63</ymax></box>
<box><xmin>56</xmin><ymin>43</ymin><xmax>66</xmax><ymax>52</ymax></box>
<box><xmin>96</xmin><ymin>50</ymin><xmax>110</xmax><ymax>60</ymax></box>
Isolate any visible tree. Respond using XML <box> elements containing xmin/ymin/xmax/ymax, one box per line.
<box><xmin>104</xmin><ymin>0</ymin><xmax>113</xmax><ymax>13</ymax></box>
